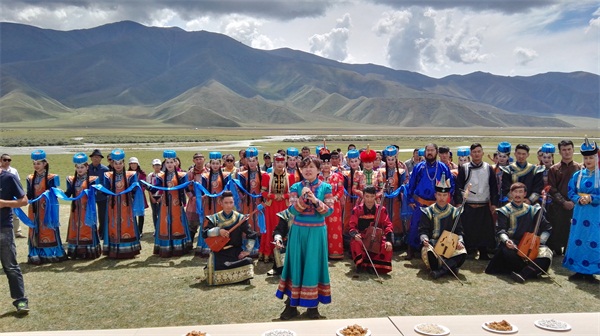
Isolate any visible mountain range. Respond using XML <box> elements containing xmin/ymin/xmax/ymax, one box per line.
<box><xmin>1</xmin><ymin>21</ymin><xmax>598</xmax><ymax>128</ymax></box>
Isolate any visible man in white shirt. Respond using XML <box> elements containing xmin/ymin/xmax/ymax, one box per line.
<box><xmin>1</xmin><ymin>154</ymin><xmax>25</xmax><ymax>238</ymax></box>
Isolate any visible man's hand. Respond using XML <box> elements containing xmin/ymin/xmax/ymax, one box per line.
<box><xmin>219</xmin><ymin>229</ymin><xmax>229</xmax><ymax>238</ymax></box>
<box><xmin>384</xmin><ymin>241</ymin><xmax>392</xmax><ymax>251</ymax></box>
<box><xmin>563</xmin><ymin>201</ymin><xmax>574</xmax><ymax>210</ymax></box>
<box><xmin>354</xmin><ymin>234</ymin><xmax>362</xmax><ymax>241</ymax></box>
<box><xmin>505</xmin><ymin>240</ymin><xmax>516</xmax><ymax>250</ymax></box>
<box><xmin>238</xmin><ymin>251</ymin><xmax>249</xmax><ymax>259</ymax></box>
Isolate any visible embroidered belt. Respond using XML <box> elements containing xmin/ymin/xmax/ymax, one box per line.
<box><xmin>415</xmin><ymin>196</ymin><xmax>435</xmax><ymax>207</ymax></box>
<box><xmin>467</xmin><ymin>203</ymin><xmax>487</xmax><ymax>208</ymax></box>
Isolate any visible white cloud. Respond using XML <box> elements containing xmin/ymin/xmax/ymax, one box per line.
<box><xmin>308</xmin><ymin>13</ymin><xmax>352</xmax><ymax>62</ymax></box>
<box><xmin>586</xmin><ymin>7</ymin><xmax>600</xmax><ymax>33</ymax></box>
<box><xmin>514</xmin><ymin>47</ymin><xmax>539</xmax><ymax>66</ymax></box>
<box><xmin>220</xmin><ymin>15</ymin><xmax>274</xmax><ymax>50</ymax></box>
<box><xmin>373</xmin><ymin>8</ymin><xmax>442</xmax><ymax>72</ymax></box>
<box><xmin>445</xmin><ymin>26</ymin><xmax>490</xmax><ymax>64</ymax></box>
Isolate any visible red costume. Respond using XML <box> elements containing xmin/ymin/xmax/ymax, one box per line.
<box><xmin>348</xmin><ymin>203</ymin><xmax>393</xmax><ymax>274</ymax></box>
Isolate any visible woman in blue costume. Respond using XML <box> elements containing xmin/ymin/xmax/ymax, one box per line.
<box><xmin>101</xmin><ymin>149</ymin><xmax>142</xmax><ymax>259</ymax></box>
<box><xmin>564</xmin><ymin>138</ymin><xmax>600</xmax><ymax>284</ymax></box>
<box><xmin>276</xmin><ymin>156</ymin><xmax>333</xmax><ymax>320</ymax></box>
<box><xmin>26</xmin><ymin>150</ymin><xmax>67</xmax><ymax>264</ymax></box>
<box><xmin>153</xmin><ymin>150</ymin><xmax>191</xmax><ymax>257</ymax></box>
<box><xmin>65</xmin><ymin>152</ymin><xmax>101</xmax><ymax>259</ymax></box>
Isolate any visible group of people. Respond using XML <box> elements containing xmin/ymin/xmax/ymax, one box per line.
<box><xmin>0</xmin><ymin>136</ymin><xmax>598</xmax><ymax>318</ymax></box>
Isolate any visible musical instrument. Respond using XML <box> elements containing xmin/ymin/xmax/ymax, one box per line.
<box><xmin>517</xmin><ymin>191</ymin><xmax>546</xmax><ymax>261</ymax></box>
<box><xmin>204</xmin><ymin>207</ymin><xmax>260</xmax><ymax>252</ymax></box>
<box><xmin>362</xmin><ymin>202</ymin><xmax>384</xmax><ymax>254</ymax></box>
<box><xmin>359</xmin><ymin>239</ymin><xmax>384</xmax><ymax>283</ymax></box>
<box><xmin>434</xmin><ymin>184</ymin><xmax>472</xmax><ymax>258</ymax></box>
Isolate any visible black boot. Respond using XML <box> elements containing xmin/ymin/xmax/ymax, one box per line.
<box><xmin>138</xmin><ymin>216</ymin><xmax>144</xmax><ymax>237</ymax></box>
<box><xmin>306</xmin><ymin>307</ymin><xmax>322</xmax><ymax>319</ymax></box>
<box><xmin>405</xmin><ymin>246</ymin><xmax>414</xmax><ymax>260</ymax></box>
<box><xmin>430</xmin><ymin>268</ymin><xmax>447</xmax><ymax>279</ymax></box>
<box><xmin>280</xmin><ymin>299</ymin><xmax>299</xmax><ymax>320</ymax></box>
<box><xmin>511</xmin><ymin>271</ymin><xmax>525</xmax><ymax>284</ymax></box>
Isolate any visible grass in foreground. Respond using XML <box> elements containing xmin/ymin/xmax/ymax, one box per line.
<box><xmin>1</xmin><ymin>206</ymin><xmax>599</xmax><ymax>333</ymax></box>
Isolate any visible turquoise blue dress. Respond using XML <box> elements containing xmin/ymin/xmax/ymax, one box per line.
<box><xmin>563</xmin><ymin>168</ymin><xmax>600</xmax><ymax>275</ymax></box>
<box><xmin>275</xmin><ymin>179</ymin><xmax>333</xmax><ymax>308</ymax></box>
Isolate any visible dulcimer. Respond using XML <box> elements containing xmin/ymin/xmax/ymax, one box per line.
<box><xmin>517</xmin><ymin>191</ymin><xmax>546</xmax><ymax>260</ymax></box>
<box><xmin>434</xmin><ymin>183</ymin><xmax>472</xmax><ymax>259</ymax></box>
<box><xmin>205</xmin><ymin>207</ymin><xmax>261</xmax><ymax>252</ymax></box>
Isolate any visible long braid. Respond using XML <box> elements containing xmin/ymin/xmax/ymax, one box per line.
<box><xmin>246</xmin><ymin>170</ymin><xmax>251</xmax><ymax>206</ymax></box>
<box><xmin>70</xmin><ymin>169</ymin><xmax>77</xmax><ymax>212</ymax></box>
<box><xmin>28</xmin><ymin>170</ymin><xmax>37</xmax><ymax>200</ymax></box>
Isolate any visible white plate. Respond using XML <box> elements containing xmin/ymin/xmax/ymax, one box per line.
<box><xmin>181</xmin><ymin>333</ymin><xmax>210</xmax><ymax>336</ymax></box>
<box><xmin>336</xmin><ymin>326</ymin><xmax>371</xmax><ymax>336</ymax></box>
<box><xmin>482</xmin><ymin>321</ymin><xmax>518</xmax><ymax>334</ymax></box>
<box><xmin>262</xmin><ymin>329</ymin><xmax>297</xmax><ymax>336</ymax></box>
<box><xmin>534</xmin><ymin>319</ymin><xmax>572</xmax><ymax>331</ymax></box>
<box><xmin>414</xmin><ymin>323</ymin><xmax>450</xmax><ymax>336</ymax></box>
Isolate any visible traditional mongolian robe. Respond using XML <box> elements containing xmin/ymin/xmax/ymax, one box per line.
<box><xmin>500</xmin><ymin>162</ymin><xmax>545</xmax><ymax>204</ymax></box>
<box><xmin>238</xmin><ymin>168</ymin><xmax>263</xmax><ymax>256</ymax></box>
<box><xmin>418</xmin><ymin>203</ymin><xmax>467</xmax><ymax>272</ymax></box>
<box><xmin>485</xmin><ymin>202</ymin><xmax>552</xmax><ymax>277</ymax></box>
<box><xmin>202</xmin><ymin>210</ymin><xmax>256</xmax><ymax>286</ymax></box>
<box><xmin>102</xmin><ymin>170</ymin><xmax>141</xmax><ymax>259</ymax></box>
<box><xmin>154</xmin><ymin>170</ymin><xmax>191</xmax><ymax>257</ymax></box>
<box><xmin>260</xmin><ymin>171</ymin><xmax>295</xmax><ymax>259</ymax></box>
<box><xmin>319</xmin><ymin>171</ymin><xmax>344</xmax><ymax>259</ymax></box>
<box><xmin>378</xmin><ymin>166</ymin><xmax>407</xmax><ymax>243</ymax></box>
<box><xmin>348</xmin><ymin>203</ymin><xmax>393</xmax><ymax>274</ymax></box>
<box><xmin>342</xmin><ymin>168</ymin><xmax>361</xmax><ymax>235</ymax></box>
<box><xmin>272</xmin><ymin>209</ymin><xmax>293</xmax><ymax>275</ymax></box>
<box><xmin>26</xmin><ymin>172</ymin><xmax>67</xmax><ymax>264</ymax></box>
<box><xmin>355</xmin><ymin>169</ymin><xmax>382</xmax><ymax>197</ymax></box>
<box><xmin>454</xmin><ymin>161</ymin><xmax>498</xmax><ymax>252</ymax></box>
<box><xmin>197</xmin><ymin>170</ymin><xmax>230</xmax><ymax>255</ymax></box>
<box><xmin>547</xmin><ymin>160</ymin><xmax>581</xmax><ymax>254</ymax></box>
<box><xmin>407</xmin><ymin>161</ymin><xmax>454</xmax><ymax>249</ymax></box>
<box><xmin>276</xmin><ymin>179</ymin><xmax>333</xmax><ymax>308</ymax></box>
<box><xmin>65</xmin><ymin>175</ymin><xmax>101</xmax><ymax>259</ymax></box>
<box><xmin>185</xmin><ymin>165</ymin><xmax>207</xmax><ymax>248</ymax></box>
<box><xmin>563</xmin><ymin>168</ymin><xmax>599</xmax><ymax>275</ymax></box>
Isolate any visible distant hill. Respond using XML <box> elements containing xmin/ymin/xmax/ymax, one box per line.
<box><xmin>1</xmin><ymin>21</ymin><xmax>597</xmax><ymax>127</ymax></box>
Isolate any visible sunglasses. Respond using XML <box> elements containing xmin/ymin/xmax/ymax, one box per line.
<box><xmin>2</xmin><ymin>159</ymin><xmax>11</xmax><ymax>162</ymax></box>
<box><xmin>225</xmin><ymin>159</ymin><xmax>234</xmax><ymax>162</ymax></box>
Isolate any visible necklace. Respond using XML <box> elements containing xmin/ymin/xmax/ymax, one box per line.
<box><xmin>425</xmin><ymin>161</ymin><xmax>438</xmax><ymax>182</ymax></box>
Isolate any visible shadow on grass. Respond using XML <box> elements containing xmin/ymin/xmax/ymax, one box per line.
<box><xmin>0</xmin><ymin>311</ymin><xmax>28</xmax><ymax>319</ymax></box>
<box><xmin>20</xmin><ymin>254</ymin><xmax>203</xmax><ymax>274</ymax></box>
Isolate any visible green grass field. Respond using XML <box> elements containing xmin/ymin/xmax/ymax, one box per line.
<box><xmin>1</xmin><ymin>127</ymin><xmax>599</xmax><ymax>333</ymax></box>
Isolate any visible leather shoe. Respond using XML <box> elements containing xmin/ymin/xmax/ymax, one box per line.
<box><xmin>306</xmin><ymin>307</ymin><xmax>323</xmax><ymax>319</ymax></box>
<box><xmin>280</xmin><ymin>305</ymin><xmax>299</xmax><ymax>320</ymax></box>
<box><xmin>511</xmin><ymin>271</ymin><xmax>525</xmax><ymax>284</ymax></box>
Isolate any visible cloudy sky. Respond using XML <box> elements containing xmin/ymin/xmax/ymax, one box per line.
<box><xmin>1</xmin><ymin>0</ymin><xmax>598</xmax><ymax>78</ymax></box>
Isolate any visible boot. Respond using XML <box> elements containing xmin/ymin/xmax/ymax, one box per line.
<box><xmin>404</xmin><ymin>246</ymin><xmax>414</xmax><ymax>260</ymax></box>
<box><xmin>306</xmin><ymin>307</ymin><xmax>322</xmax><ymax>319</ymax></box>
<box><xmin>478</xmin><ymin>247</ymin><xmax>490</xmax><ymax>260</ymax></box>
<box><xmin>511</xmin><ymin>271</ymin><xmax>525</xmax><ymax>284</ymax></box>
<box><xmin>280</xmin><ymin>299</ymin><xmax>299</xmax><ymax>320</ymax></box>
<box><xmin>430</xmin><ymin>268</ymin><xmax>447</xmax><ymax>279</ymax></box>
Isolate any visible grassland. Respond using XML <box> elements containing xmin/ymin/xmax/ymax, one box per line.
<box><xmin>1</xmin><ymin>126</ymin><xmax>599</xmax><ymax>333</ymax></box>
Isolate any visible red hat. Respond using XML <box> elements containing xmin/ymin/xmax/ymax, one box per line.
<box><xmin>360</xmin><ymin>145</ymin><xmax>377</xmax><ymax>163</ymax></box>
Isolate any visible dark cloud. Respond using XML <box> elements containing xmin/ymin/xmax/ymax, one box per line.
<box><xmin>370</xmin><ymin>0</ymin><xmax>560</xmax><ymax>14</ymax></box>
<box><xmin>2</xmin><ymin>0</ymin><xmax>339</xmax><ymax>21</ymax></box>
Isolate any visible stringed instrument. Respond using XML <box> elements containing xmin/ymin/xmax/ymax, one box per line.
<box><xmin>205</xmin><ymin>207</ymin><xmax>261</xmax><ymax>252</ymax></box>
<box><xmin>517</xmin><ymin>191</ymin><xmax>546</xmax><ymax>260</ymax></box>
<box><xmin>362</xmin><ymin>202</ymin><xmax>384</xmax><ymax>254</ymax></box>
<box><xmin>434</xmin><ymin>183</ymin><xmax>471</xmax><ymax>258</ymax></box>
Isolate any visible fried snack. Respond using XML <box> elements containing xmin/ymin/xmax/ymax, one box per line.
<box><xmin>486</xmin><ymin>320</ymin><xmax>513</xmax><ymax>331</ymax></box>
<box><xmin>339</xmin><ymin>324</ymin><xmax>369</xmax><ymax>336</ymax></box>
<box><xmin>185</xmin><ymin>331</ymin><xmax>207</xmax><ymax>336</ymax></box>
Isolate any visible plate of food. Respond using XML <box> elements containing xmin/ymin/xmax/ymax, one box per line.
<box><xmin>534</xmin><ymin>318</ymin><xmax>571</xmax><ymax>331</ymax></box>
<box><xmin>482</xmin><ymin>320</ymin><xmax>518</xmax><ymax>334</ymax></box>
<box><xmin>414</xmin><ymin>323</ymin><xmax>450</xmax><ymax>336</ymax></box>
<box><xmin>262</xmin><ymin>329</ymin><xmax>297</xmax><ymax>336</ymax></box>
<box><xmin>336</xmin><ymin>324</ymin><xmax>371</xmax><ymax>336</ymax></box>
<box><xmin>182</xmin><ymin>331</ymin><xmax>210</xmax><ymax>336</ymax></box>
